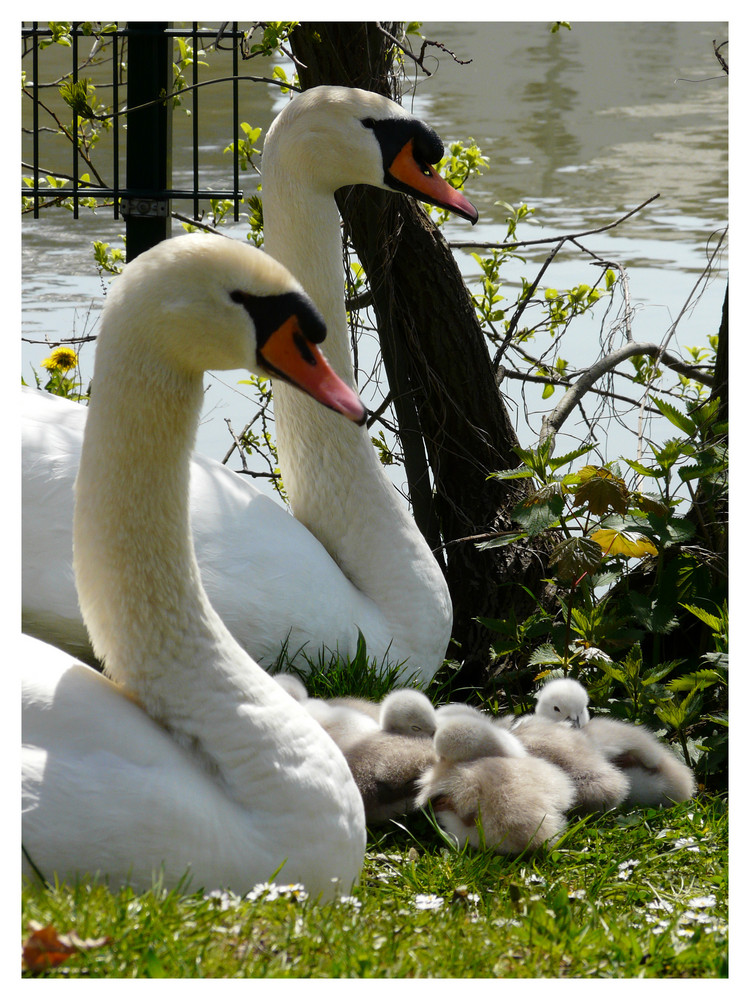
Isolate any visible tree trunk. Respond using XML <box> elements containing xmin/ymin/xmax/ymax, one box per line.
<box><xmin>289</xmin><ymin>22</ymin><xmax>551</xmax><ymax>685</ymax></box>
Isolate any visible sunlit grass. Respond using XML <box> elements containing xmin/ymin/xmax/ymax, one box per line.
<box><xmin>22</xmin><ymin>794</ymin><xmax>727</xmax><ymax>978</ymax></box>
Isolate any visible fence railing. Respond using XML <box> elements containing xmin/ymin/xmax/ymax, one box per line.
<box><xmin>22</xmin><ymin>21</ymin><xmax>245</xmax><ymax>260</ymax></box>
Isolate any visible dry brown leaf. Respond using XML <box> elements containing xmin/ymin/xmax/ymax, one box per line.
<box><xmin>22</xmin><ymin>920</ymin><xmax>110</xmax><ymax>974</ymax></box>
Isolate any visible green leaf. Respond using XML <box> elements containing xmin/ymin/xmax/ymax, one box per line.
<box><xmin>475</xmin><ymin>532</ymin><xmax>528</xmax><ymax>551</ymax></box>
<box><xmin>650</xmin><ymin>396</ymin><xmax>696</xmax><ymax>435</ymax></box>
<box><xmin>488</xmin><ymin>467</ymin><xmax>535</xmax><ymax>481</ymax></box>
<box><xmin>548</xmin><ymin>536</ymin><xmax>603</xmax><ymax>581</ymax></box>
<box><xmin>527</xmin><ymin>643</ymin><xmax>565</xmax><ymax>667</ymax></box>
<box><xmin>548</xmin><ymin>443</ymin><xmax>596</xmax><ymax>472</ymax></box>
<box><xmin>512</xmin><ymin>487</ymin><xmax>565</xmax><ymax>536</ymax></box>
<box><xmin>622</xmin><ymin>458</ymin><xmax>659</xmax><ymax>478</ymax></box>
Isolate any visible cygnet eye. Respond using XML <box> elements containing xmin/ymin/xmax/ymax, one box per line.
<box><xmin>553</xmin><ymin>706</ymin><xmax>561</xmax><ymax>713</ymax></box>
<box><xmin>411</xmin><ymin>724</ymin><xmax>421</xmax><ymax>733</ymax></box>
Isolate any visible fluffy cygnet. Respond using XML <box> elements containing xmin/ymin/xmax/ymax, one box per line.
<box><xmin>342</xmin><ymin>732</ymin><xmax>438</xmax><ymax>825</ymax></box>
<box><xmin>326</xmin><ymin>695</ymin><xmax>381</xmax><ymax>721</ymax></box>
<box><xmin>434</xmin><ymin>702</ymin><xmax>490</xmax><ymax>724</ymax></box>
<box><xmin>332</xmin><ymin>690</ymin><xmax>437</xmax><ymax>824</ymax></box>
<box><xmin>416</xmin><ymin>716</ymin><xmax>575</xmax><ymax>855</ymax></box>
<box><xmin>379</xmin><ymin>689</ymin><xmax>437</xmax><ymax>737</ymax></box>
<box><xmin>531</xmin><ymin>677</ymin><xmax>695</xmax><ymax>807</ymax></box>
<box><xmin>583</xmin><ymin>716</ymin><xmax>697</xmax><ymax>807</ymax></box>
<box><xmin>272</xmin><ymin>672</ymin><xmax>309</xmax><ymax>703</ymax></box>
<box><xmin>303</xmin><ymin>697</ymin><xmax>380</xmax><ymax>749</ymax></box>
<box><xmin>499</xmin><ymin>713</ymin><xmax>630</xmax><ymax>813</ymax></box>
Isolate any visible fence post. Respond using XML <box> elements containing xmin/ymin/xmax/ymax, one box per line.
<box><xmin>123</xmin><ymin>22</ymin><xmax>172</xmax><ymax>261</ymax></box>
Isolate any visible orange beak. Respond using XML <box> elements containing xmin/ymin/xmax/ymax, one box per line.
<box><xmin>258</xmin><ymin>315</ymin><xmax>367</xmax><ymax>425</ymax></box>
<box><xmin>388</xmin><ymin>139</ymin><xmax>479</xmax><ymax>224</ymax></box>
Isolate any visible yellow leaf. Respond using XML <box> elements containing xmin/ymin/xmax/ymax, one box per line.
<box><xmin>590</xmin><ymin>528</ymin><xmax>658</xmax><ymax>559</ymax></box>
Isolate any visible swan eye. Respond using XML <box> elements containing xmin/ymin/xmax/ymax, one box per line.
<box><xmin>553</xmin><ymin>706</ymin><xmax>561</xmax><ymax>713</ymax></box>
<box><xmin>361</xmin><ymin>117</ymin><xmax>375</xmax><ymax>130</ymax></box>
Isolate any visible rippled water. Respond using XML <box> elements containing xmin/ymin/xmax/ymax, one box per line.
<box><xmin>22</xmin><ymin>21</ymin><xmax>728</xmax><ymax>471</ymax></box>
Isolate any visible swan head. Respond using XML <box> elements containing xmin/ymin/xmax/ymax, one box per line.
<box><xmin>379</xmin><ymin>689</ymin><xmax>436</xmax><ymax>737</ymax></box>
<box><xmin>100</xmin><ymin>233</ymin><xmax>366</xmax><ymax>423</ymax></box>
<box><xmin>534</xmin><ymin>678</ymin><xmax>590</xmax><ymax>728</ymax></box>
<box><xmin>434</xmin><ymin>716</ymin><xmax>527</xmax><ymax>763</ymax></box>
<box><xmin>263</xmin><ymin>85</ymin><xmax>478</xmax><ymax>224</ymax></box>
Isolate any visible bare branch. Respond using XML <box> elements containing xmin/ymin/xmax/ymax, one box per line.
<box><xmin>539</xmin><ymin>342</ymin><xmax>714</xmax><ymax>450</ymax></box>
<box><xmin>451</xmin><ymin>194</ymin><xmax>661</xmax><ymax>253</ymax></box>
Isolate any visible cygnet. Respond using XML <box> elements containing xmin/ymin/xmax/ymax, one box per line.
<box><xmin>272</xmin><ymin>672</ymin><xmax>309</xmax><ymax>703</ymax></box>
<box><xmin>435</xmin><ymin>702</ymin><xmax>490</xmax><ymax>724</ymax></box>
<box><xmin>326</xmin><ymin>695</ymin><xmax>381</xmax><ymax>721</ymax></box>
<box><xmin>332</xmin><ymin>690</ymin><xmax>437</xmax><ymax>824</ymax></box>
<box><xmin>583</xmin><ymin>715</ymin><xmax>697</xmax><ymax>807</ymax></box>
<box><xmin>533</xmin><ymin>677</ymin><xmax>590</xmax><ymax>728</ymax></box>
<box><xmin>530</xmin><ymin>677</ymin><xmax>695</xmax><ymax>807</ymax></box>
<box><xmin>416</xmin><ymin>716</ymin><xmax>575</xmax><ymax>855</ymax></box>
<box><xmin>303</xmin><ymin>697</ymin><xmax>380</xmax><ymax>749</ymax></box>
<box><xmin>342</xmin><ymin>731</ymin><xmax>438</xmax><ymax>824</ymax></box>
<box><xmin>379</xmin><ymin>689</ymin><xmax>437</xmax><ymax>737</ymax></box>
<box><xmin>498</xmin><ymin>714</ymin><xmax>629</xmax><ymax>813</ymax></box>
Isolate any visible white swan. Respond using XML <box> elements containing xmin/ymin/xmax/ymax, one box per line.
<box><xmin>22</xmin><ymin>85</ymin><xmax>478</xmax><ymax>683</ymax></box>
<box><xmin>22</xmin><ymin>234</ymin><xmax>368</xmax><ymax>896</ymax></box>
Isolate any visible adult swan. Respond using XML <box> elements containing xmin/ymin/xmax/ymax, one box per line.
<box><xmin>22</xmin><ymin>86</ymin><xmax>478</xmax><ymax>684</ymax></box>
<box><xmin>22</xmin><ymin>234</ymin><xmax>367</xmax><ymax>895</ymax></box>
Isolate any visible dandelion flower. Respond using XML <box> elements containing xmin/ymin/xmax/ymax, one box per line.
<box><xmin>41</xmin><ymin>346</ymin><xmax>78</xmax><ymax>372</ymax></box>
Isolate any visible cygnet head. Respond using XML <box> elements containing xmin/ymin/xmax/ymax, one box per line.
<box><xmin>380</xmin><ymin>689</ymin><xmax>436</xmax><ymax>738</ymax></box>
<box><xmin>534</xmin><ymin>678</ymin><xmax>590</xmax><ymax>728</ymax></box>
<box><xmin>273</xmin><ymin>673</ymin><xmax>308</xmax><ymax>703</ymax></box>
<box><xmin>434</xmin><ymin>716</ymin><xmax>527</xmax><ymax>763</ymax></box>
<box><xmin>435</xmin><ymin>702</ymin><xmax>489</xmax><ymax>724</ymax></box>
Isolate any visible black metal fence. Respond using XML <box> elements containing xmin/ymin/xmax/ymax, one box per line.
<box><xmin>22</xmin><ymin>21</ymin><xmax>245</xmax><ymax>260</ymax></box>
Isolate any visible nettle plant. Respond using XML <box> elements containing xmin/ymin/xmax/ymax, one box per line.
<box><xmin>477</xmin><ymin>393</ymin><xmax>727</xmax><ymax>784</ymax></box>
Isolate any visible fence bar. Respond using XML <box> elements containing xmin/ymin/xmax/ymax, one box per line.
<box><xmin>192</xmin><ymin>22</ymin><xmax>200</xmax><ymax>221</ymax></box>
<box><xmin>123</xmin><ymin>21</ymin><xmax>173</xmax><ymax>260</ymax></box>
<box><xmin>22</xmin><ymin>23</ymin><xmax>244</xmax><ymax>225</ymax></box>
<box><xmin>32</xmin><ymin>23</ymin><xmax>40</xmax><ymax>218</ymax></box>
<box><xmin>233</xmin><ymin>22</ymin><xmax>240</xmax><ymax>222</ymax></box>
<box><xmin>71</xmin><ymin>24</ymin><xmax>79</xmax><ymax>219</ymax></box>
<box><xmin>113</xmin><ymin>32</ymin><xmax>120</xmax><ymax>220</ymax></box>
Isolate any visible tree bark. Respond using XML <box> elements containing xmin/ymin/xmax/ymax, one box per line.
<box><xmin>289</xmin><ymin>22</ymin><xmax>552</xmax><ymax>685</ymax></box>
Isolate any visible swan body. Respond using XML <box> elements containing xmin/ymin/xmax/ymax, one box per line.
<box><xmin>22</xmin><ymin>234</ymin><xmax>368</xmax><ymax>896</ymax></box>
<box><xmin>416</xmin><ymin>717</ymin><xmax>575</xmax><ymax>854</ymax></box>
<box><xmin>22</xmin><ymin>85</ymin><xmax>478</xmax><ymax>683</ymax></box>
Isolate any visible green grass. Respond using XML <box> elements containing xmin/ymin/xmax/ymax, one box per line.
<box><xmin>22</xmin><ymin>794</ymin><xmax>727</xmax><ymax>978</ymax></box>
